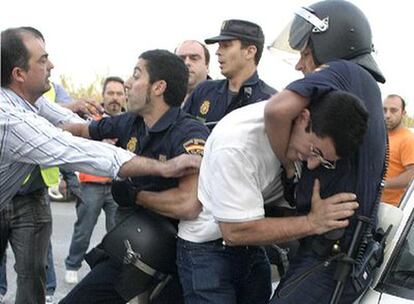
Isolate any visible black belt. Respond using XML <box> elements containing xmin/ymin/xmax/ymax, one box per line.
<box><xmin>209</xmin><ymin>238</ymin><xmax>260</xmax><ymax>251</ymax></box>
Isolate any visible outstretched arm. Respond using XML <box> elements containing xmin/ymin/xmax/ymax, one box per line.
<box><xmin>219</xmin><ymin>179</ymin><xmax>358</xmax><ymax>246</ymax></box>
<box><xmin>118</xmin><ymin>154</ymin><xmax>202</xmax><ymax>179</ymax></box>
<box><xmin>264</xmin><ymin>90</ymin><xmax>309</xmax><ymax>175</ymax></box>
<box><xmin>60</xmin><ymin>123</ymin><xmax>90</xmax><ymax>138</ymax></box>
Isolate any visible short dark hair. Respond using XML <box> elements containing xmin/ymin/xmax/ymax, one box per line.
<box><xmin>387</xmin><ymin>94</ymin><xmax>406</xmax><ymax>111</ymax></box>
<box><xmin>139</xmin><ymin>49</ymin><xmax>188</xmax><ymax>107</ymax></box>
<box><xmin>1</xmin><ymin>27</ymin><xmax>44</xmax><ymax>87</ymax></box>
<box><xmin>309</xmin><ymin>90</ymin><xmax>369</xmax><ymax>158</ymax></box>
<box><xmin>240</xmin><ymin>39</ymin><xmax>264</xmax><ymax>65</ymax></box>
<box><xmin>102</xmin><ymin>76</ymin><xmax>124</xmax><ymax>95</ymax></box>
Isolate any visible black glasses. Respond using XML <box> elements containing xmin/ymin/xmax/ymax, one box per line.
<box><xmin>310</xmin><ymin>145</ymin><xmax>336</xmax><ymax>170</ymax></box>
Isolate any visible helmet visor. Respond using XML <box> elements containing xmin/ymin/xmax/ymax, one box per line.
<box><xmin>268</xmin><ymin>7</ymin><xmax>328</xmax><ymax>53</ymax></box>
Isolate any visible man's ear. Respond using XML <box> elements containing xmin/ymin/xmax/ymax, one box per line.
<box><xmin>245</xmin><ymin>45</ymin><xmax>257</xmax><ymax>61</ymax></box>
<box><xmin>11</xmin><ymin>67</ymin><xmax>26</xmax><ymax>84</ymax></box>
<box><xmin>152</xmin><ymin>80</ymin><xmax>167</xmax><ymax>96</ymax></box>
<box><xmin>295</xmin><ymin>108</ymin><xmax>311</xmax><ymax>125</ymax></box>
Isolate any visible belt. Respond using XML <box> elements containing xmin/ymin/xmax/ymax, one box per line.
<box><xmin>209</xmin><ymin>238</ymin><xmax>259</xmax><ymax>251</ymax></box>
<box><xmin>301</xmin><ymin>236</ymin><xmax>342</xmax><ymax>258</ymax></box>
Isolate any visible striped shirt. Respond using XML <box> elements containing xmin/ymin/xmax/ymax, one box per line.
<box><xmin>0</xmin><ymin>88</ymin><xmax>134</xmax><ymax>210</ymax></box>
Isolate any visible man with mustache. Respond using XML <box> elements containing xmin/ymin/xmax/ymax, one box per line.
<box><xmin>0</xmin><ymin>27</ymin><xmax>200</xmax><ymax>304</ymax></box>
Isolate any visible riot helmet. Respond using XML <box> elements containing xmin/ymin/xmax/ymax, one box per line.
<box><xmin>102</xmin><ymin>208</ymin><xmax>177</xmax><ymax>300</ymax></box>
<box><xmin>269</xmin><ymin>0</ymin><xmax>385</xmax><ymax>83</ymax></box>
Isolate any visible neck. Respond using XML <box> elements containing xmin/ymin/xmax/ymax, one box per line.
<box><xmin>8</xmin><ymin>83</ymin><xmax>39</xmax><ymax>105</ymax></box>
<box><xmin>227</xmin><ymin>64</ymin><xmax>256</xmax><ymax>92</ymax></box>
<box><xmin>142</xmin><ymin>98</ymin><xmax>170</xmax><ymax>128</ymax></box>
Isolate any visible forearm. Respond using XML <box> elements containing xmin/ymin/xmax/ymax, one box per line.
<box><xmin>119</xmin><ymin>157</ymin><xmax>165</xmax><ymax>178</ymax></box>
<box><xmin>385</xmin><ymin>168</ymin><xmax>414</xmax><ymax>189</ymax></box>
<box><xmin>60</xmin><ymin>123</ymin><xmax>91</xmax><ymax>138</ymax></box>
<box><xmin>136</xmin><ymin>174</ymin><xmax>200</xmax><ymax>220</ymax></box>
<box><xmin>137</xmin><ymin>190</ymin><xmax>200</xmax><ymax>220</ymax></box>
<box><xmin>219</xmin><ymin>216</ymin><xmax>314</xmax><ymax>246</ymax></box>
<box><xmin>264</xmin><ymin>90</ymin><xmax>308</xmax><ymax>168</ymax></box>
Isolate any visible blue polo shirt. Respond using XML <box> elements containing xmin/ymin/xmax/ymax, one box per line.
<box><xmin>89</xmin><ymin>107</ymin><xmax>209</xmax><ymax>193</ymax></box>
<box><xmin>288</xmin><ymin>60</ymin><xmax>386</xmax><ymax>222</ymax></box>
<box><xmin>183</xmin><ymin>71</ymin><xmax>276</xmax><ymax>129</ymax></box>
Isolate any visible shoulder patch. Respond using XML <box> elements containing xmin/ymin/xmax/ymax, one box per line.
<box><xmin>127</xmin><ymin>137</ymin><xmax>138</xmax><ymax>152</ymax></box>
<box><xmin>183</xmin><ymin>138</ymin><xmax>206</xmax><ymax>156</ymax></box>
<box><xmin>199</xmin><ymin>100</ymin><xmax>210</xmax><ymax>115</ymax></box>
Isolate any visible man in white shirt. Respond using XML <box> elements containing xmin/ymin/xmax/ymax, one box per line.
<box><xmin>177</xmin><ymin>90</ymin><xmax>369</xmax><ymax>304</ymax></box>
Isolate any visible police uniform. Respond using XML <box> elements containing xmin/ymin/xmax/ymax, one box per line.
<box><xmin>60</xmin><ymin>107</ymin><xmax>209</xmax><ymax>304</ymax></box>
<box><xmin>183</xmin><ymin>71</ymin><xmax>276</xmax><ymax>129</ymax></box>
<box><xmin>271</xmin><ymin>60</ymin><xmax>386</xmax><ymax>303</ymax></box>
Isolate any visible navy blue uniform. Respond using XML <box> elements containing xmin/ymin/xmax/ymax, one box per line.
<box><xmin>90</xmin><ymin>107</ymin><xmax>208</xmax><ymax>195</ymax></box>
<box><xmin>60</xmin><ymin>107</ymin><xmax>209</xmax><ymax>304</ymax></box>
<box><xmin>183</xmin><ymin>71</ymin><xmax>276</xmax><ymax>129</ymax></box>
<box><xmin>271</xmin><ymin>60</ymin><xmax>386</xmax><ymax>304</ymax></box>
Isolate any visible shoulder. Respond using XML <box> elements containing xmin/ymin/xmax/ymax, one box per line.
<box><xmin>190</xmin><ymin>79</ymin><xmax>225</xmax><ymax>100</ymax></box>
<box><xmin>256</xmin><ymin>79</ymin><xmax>277</xmax><ymax>96</ymax></box>
<box><xmin>175</xmin><ymin>112</ymin><xmax>210</xmax><ymax>138</ymax></box>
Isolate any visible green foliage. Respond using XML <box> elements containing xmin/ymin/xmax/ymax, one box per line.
<box><xmin>59</xmin><ymin>74</ymin><xmax>104</xmax><ymax>101</ymax></box>
<box><xmin>404</xmin><ymin>115</ymin><xmax>414</xmax><ymax>128</ymax></box>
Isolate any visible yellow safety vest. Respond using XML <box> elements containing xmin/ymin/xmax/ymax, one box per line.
<box><xmin>23</xmin><ymin>84</ymin><xmax>60</xmax><ymax>187</ymax></box>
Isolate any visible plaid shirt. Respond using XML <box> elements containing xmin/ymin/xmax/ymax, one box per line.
<box><xmin>0</xmin><ymin>88</ymin><xmax>134</xmax><ymax>210</ymax></box>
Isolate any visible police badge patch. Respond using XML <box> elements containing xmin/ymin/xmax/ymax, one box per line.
<box><xmin>183</xmin><ymin>138</ymin><xmax>206</xmax><ymax>156</ymax></box>
<box><xmin>126</xmin><ymin>137</ymin><xmax>138</xmax><ymax>152</ymax></box>
<box><xmin>199</xmin><ymin>100</ymin><xmax>210</xmax><ymax>115</ymax></box>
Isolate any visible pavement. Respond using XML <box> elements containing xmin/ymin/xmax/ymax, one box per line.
<box><xmin>1</xmin><ymin>200</ymin><xmax>107</xmax><ymax>303</ymax></box>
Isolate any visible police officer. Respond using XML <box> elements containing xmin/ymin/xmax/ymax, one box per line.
<box><xmin>183</xmin><ymin>19</ymin><xmax>276</xmax><ymax>129</ymax></box>
<box><xmin>265</xmin><ymin>1</ymin><xmax>386</xmax><ymax>303</ymax></box>
<box><xmin>59</xmin><ymin>49</ymin><xmax>209</xmax><ymax>304</ymax></box>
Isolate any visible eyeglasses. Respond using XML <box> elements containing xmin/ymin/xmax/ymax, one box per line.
<box><xmin>310</xmin><ymin>145</ymin><xmax>336</xmax><ymax>170</ymax></box>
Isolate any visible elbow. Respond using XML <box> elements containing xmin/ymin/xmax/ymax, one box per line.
<box><xmin>181</xmin><ymin>199</ymin><xmax>202</xmax><ymax>220</ymax></box>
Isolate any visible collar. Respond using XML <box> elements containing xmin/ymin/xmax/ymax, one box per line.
<box><xmin>217</xmin><ymin>71</ymin><xmax>260</xmax><ymax>94</ymax></box>
<box><xmin>147</xmin><ymin>106</ymin><xmax>181</xmax><ymax>133</ymax></box>
<box><xmin>1</xmin><ymin>88</ymin><xmax>41</xmax><ymax>113</ymax></box>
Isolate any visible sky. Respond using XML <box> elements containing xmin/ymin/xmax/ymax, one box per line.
<box><xmin>2</xmin><ymin>0</ymin><xmax>413</xmax><ymax>115</ymax></box>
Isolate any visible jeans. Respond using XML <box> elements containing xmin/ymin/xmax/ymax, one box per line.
<box><xmin>0</xmin><ymin>242</ymin><xmax>56</xmax><ymax>296</ymax></box>
<box><xmin>0</xmin><ymin>190</ymin><xmax>52</xmax><ymax>304</ymax></box>
<box><xmin>176</xmin><ymin>237</ymin><xmax>271</xmax><ymax>304</ymax></box>
<box><xmin>269</xmin><ymin>250</ymin><xmax>367</xmax><ymax>304</ymax></box>
<box><xmin>65</xmin><ymin>183</ymin><xmax>117</xmax><ymax>270</ymax></box>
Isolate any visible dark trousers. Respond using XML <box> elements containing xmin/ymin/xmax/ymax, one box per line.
<box><xmin>59</xmin><ymin>255</ymin><xmax>184</xmax><ymax>304</ymax></box>
<box><xmin>0</xmin><ymin>191</ymin><xmax>52</xmax><ymax>304</ymax></box>
<box><xmin>270</xmin><ymin>250</ymin><xmax>367</xmax><ymax>304</ymax></box>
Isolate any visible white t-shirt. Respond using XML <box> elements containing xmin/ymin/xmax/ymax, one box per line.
<box><xmin>178</xmin><ymin>101</ymin><xmax>284</xmax><ymax>243</ymax></box>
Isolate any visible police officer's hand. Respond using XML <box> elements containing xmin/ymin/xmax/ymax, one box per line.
<box><xmin>161</xmin><ymin>154</ymin><xmax>202</xmax><ymax>178</ymax></box>
<box><xmin>307</xmin><ymin>179</ymin><xmax>359</xmax><ymax>235</ymax></box>
<box><xmin>111</xmin><ymin>180</ymin><xmax>138</xmax><ymax>207</ymax></box>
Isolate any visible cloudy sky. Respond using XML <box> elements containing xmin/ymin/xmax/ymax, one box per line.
<box><xmin>2</xmin><ymin>0</ymin><xmax>412</xmax><ymax>114</ymax></box>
